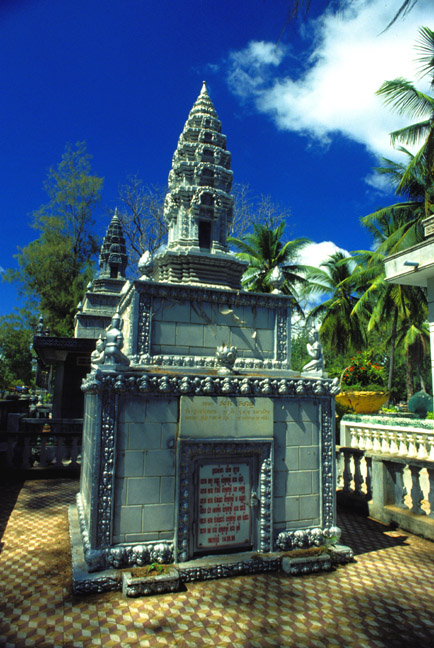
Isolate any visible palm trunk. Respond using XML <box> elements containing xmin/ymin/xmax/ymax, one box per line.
<box><xmin>386</xmin><ymin>308</ymin><xmax>398</xmax><ymax>406</ymax></box>
<box><xmin>406</xmin><ymin>355</ymin><xmax>415</xmax><ymax>401</ymax></box>
<box><xmin>419</xmin><ymin>369</ymin><xmax>427</xmax><ymax>393</ymax></box>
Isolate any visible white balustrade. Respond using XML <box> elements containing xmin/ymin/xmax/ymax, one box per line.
<box><xmin>341</xmin><ymin>417</ymin><xmax>434</xmax><ymax>461</ymax></box>
<box><xmin>338</xmin><ymin>415</ymin><xmax>434</xmax><ymax>540</ymax></box>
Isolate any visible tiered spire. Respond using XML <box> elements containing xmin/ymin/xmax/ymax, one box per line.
<box><xmin>164</xmin><ymin>81</ymin><xmax>233</xmax><ymax>252</ymax></box>
<box><xmin>99</xmin><ymin>209</ymin><xmax>128</xmax><ymax>280</ymax></box>
<box><xmin>152</xmin><ymin>82</ymin><xmax>245</xmax><ymax>289</ymax></box>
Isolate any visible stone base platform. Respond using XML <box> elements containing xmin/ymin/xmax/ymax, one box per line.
<box><xmin>69</xmin><ymin>505</ymin><xmax>353</xmax><ymax>597</ymax></box>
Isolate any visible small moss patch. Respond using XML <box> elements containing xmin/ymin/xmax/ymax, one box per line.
<box><xmin>130</xmin><ymin>563</ymin><xmax>174</xmax><ymax>578</ymax></box>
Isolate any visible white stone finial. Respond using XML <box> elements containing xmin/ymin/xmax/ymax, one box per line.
<box><xmin>200</xmin><ymin>80</ymin><xmax>207</xmax><ymax>94</ymax></box>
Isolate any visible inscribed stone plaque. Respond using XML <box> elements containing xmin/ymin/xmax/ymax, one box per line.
<box><xmin>197</xmin><ymin>462</ymin><xmax>251</xmax><ymax>549</ymax></box>
<box><xmin>180</xmin><ymin>396</ymin><xmax>273</xmax><ymax>438</ymax></box>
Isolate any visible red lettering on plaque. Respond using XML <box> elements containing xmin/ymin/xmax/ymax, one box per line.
<box><xmin>196</xmin><ymin>462</ymin><xmax>251</xmax><ymax>549</ymax></box>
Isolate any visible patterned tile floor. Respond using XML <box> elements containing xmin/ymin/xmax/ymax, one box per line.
<box><xmin>1</xmin><ymin>476</ymin><xmax>434</xmax><ymax>648</ymax></box>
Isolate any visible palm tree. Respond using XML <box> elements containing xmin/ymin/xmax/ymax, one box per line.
<box><xmin>284</xmin><ymin>1</ymin><xmax>419</xmax><ymax>32</ymax></box>
<box><xmin>306</xmin><ymin>251</ymin><xmax>367</xmax><ymax>356</ymax></box>
<box><xmin>377</xmin><ymin>26</ymin><xmax>434</xmax><ymax>218</ymax></box>
<box><xmin>352</xmin><ymin>208</ymin><xmax>427</xmax><ymax>397</ymax></box>
<box><xmin>228</xmin><ymin>219</ymin><xmax>311</xmax><ymax>313</ymax></box>
<box><xmin>362</xmin><ymin>147</ymin><xmax>428</xmax><ymax>253</ymax></box>
<box><xmin>395</xmin><ymin>319</ymin><xmax>430</xmax><ymax>397</ymax></box>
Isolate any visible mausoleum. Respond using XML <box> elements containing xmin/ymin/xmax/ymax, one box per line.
<box><xmin>72</xmin><ymin>83</ymin><xmax>352</xmax><ymax>595</ymax></box>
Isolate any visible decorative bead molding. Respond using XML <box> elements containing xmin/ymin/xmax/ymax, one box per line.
<box><xmin>275</xmin><ymin>525</ymin><xmax>342</xmax><ymax>551</ymax></box>
<box><xmin>97</xmin><ymin>389</ymin><xmax>116</xmax><ymax>547</ymax></box>
<box><xmin>77</xmin><ymin>493</ymin><xmax>174</xmax><ymax>571</ymax></box>
<box><xmin>321</xmin><ymin>400</ymin><xmax>336</xmax><ymax>528</ymax></box>
<box><xmin>82</xmin><ymin>370</ymin><xmax>340</xmax><ymax>398</ymax></box>
<box><xmin>131</xmin><ymin>354</ymin><xmax>291</xmax><ymax>371</ymax></box>
<box><xmin>178</xmin><ymin>556</ymin><xmax>280</xmax><ymax>583</ymax></box>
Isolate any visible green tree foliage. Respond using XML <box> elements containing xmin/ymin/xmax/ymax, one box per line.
<box><xmin>377</xmin><ymin>26</ymin><xmax>434</xmax><ymax>218</ymax></box>
<box><xmin>0</xmin><ymin>312</ymin><xmax>35</xmax><ymax>389</ymax></box>
<box><xmin>290</xmin><ymin>327</ymin><xmax>310</xmax><ymax>372</ymax></box>
<box><xmin>5</xmin><ymin>142</ymin><xmax>103</xmax><ymax>336</ymax></box>
<box><xmin>363</xmin><ymin>148</ymin><xmax>428</xmax><ymax>252</ymax></box>
<box><xmin>351</xmin><ymin>220</ymin><xmax>427</xmax><ymax>398</ymax></box>
<box><xmin>228</xmin><ymin>218</ymin><xmax>311</xmax><ymax>313</ymax></box>
<box><xmin>306</xmin><ymin>252</ymin><xmax>367</xmax><ymax>356</ymax></box>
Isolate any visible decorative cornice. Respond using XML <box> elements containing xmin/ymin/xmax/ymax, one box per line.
<box><xmin>82</xmin><ymin>369</ymin><xmax>340</xmax><ymax>398</ymax></box>
<box><xmin>120</xmin><ymin>279</ymin><xmax>294</xmax><ymax>312</ymax></box>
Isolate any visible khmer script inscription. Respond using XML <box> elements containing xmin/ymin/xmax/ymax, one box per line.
<box><xmin>197</xmin><ymin>462</ymin><xmax>250</xmax><ymax>548</ymax></box>
<box><xmin>180</xmin><ymin>396</ymin><xmax>273</xmax><ymax>438</ymax></box>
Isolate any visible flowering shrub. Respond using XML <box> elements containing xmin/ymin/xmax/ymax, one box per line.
<box><xmin>341</xmin><ymin>351</ymin><xmax>386</xmax><ymax>391</ymax></box>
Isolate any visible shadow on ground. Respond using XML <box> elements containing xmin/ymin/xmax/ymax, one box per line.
<box><xmin>0</xmin><ymin>472</ymin><xmax>24</xmax><ymax>554</ymax></box>
<box><xmin>338</xmin><ymin>507</ymin><xmax>409</xmax><ymax>556</ymax></box>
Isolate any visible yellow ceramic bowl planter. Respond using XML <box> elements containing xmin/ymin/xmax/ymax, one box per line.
<box><xmin>335</xmin><ymin>390</ymin><xmax>390</xmax><ymax>414</ymax></box>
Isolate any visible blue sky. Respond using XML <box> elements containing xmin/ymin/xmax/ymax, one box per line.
<box><xmin>1</xmin><ymin>0</ymin><xmax>432</xmax><ymax>316</ymax></box>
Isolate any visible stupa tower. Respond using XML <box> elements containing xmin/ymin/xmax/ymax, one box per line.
<box><xmin>98</xmin><ymin>208</ymin><xmax>128</xmax><ymax>281</ymax></box>
<box><xmin>74</xmin><ymin>210</ymin><xmax>128</xmax><ymax>338</ymax></box>
<box><xmin>152</xmin><ymin>82</ymin><xmax>246</xmax><ymax>289</ymax></box>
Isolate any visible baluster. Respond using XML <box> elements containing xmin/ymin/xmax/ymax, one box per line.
<box><xmin>364</xmin><ymin>429</ymin><xmax>373</xmax><ymax>451</ymax></box>
<box><xmin>427</xmin><ymin>468</ymin><xmax>434</xmax><ymax>519</ymax></box>
<box><xmin>389</xmin><ymin>432</ymin><xmax>399</xmax><ymax>455</ymax></box>
<box><xmin>428</xmin><ymin>437</ymin><xmax>434</xmax><ymax>461</ymax></box>
<box><xmin>409</xmin><ymin>465</ymin><xmax>425</xmax><ymax>515</ymax></box>
<box><xmin>342</xmin><ymin>450</ymin><xmax>353</xmax><ymax>492</ymax></box>
<box><xmin>372</xmin><ymin>430</ymin><xmax>381</xmax><ymax>452</ymax></box>
<box><xmin>358</xmin><ymin>429</ymin><xmax>366</xmax><ymax>450</ymax></box>
<box><xmin>365</xmin><ymin>456</ymin><xmax>372</xmax><ymax>499</ymax></box>
<box><xmin>353</xmin><ymin>453</ymin><xmax>364</xmax><ymax>495</ymax></box>
<box><xmin>416</xmin><ymin>435</ymin><xmax>428</xmax><ymax>460</ymax></box>
<box><xmin>22</xmin><ymin>435</ymin><xmax>32</xmax><ymax>468</ymax></box>
<box><xmin>55</xmin><ymin>436</ymin><xmax>64</xmax><ymax>467</ymax></box>
<box><xmin>407</xmin><ymin>434</ymin><xmax>418</xmax><ymax>458</ymax></box>
<box><xmin>39</xmin><ymin>435</ymin><xmax>47</xmax><ymax>467</ymax></box>
<box><xmin>350</xmin><ymin>427</ymin><xmax>358</xmax><ymax>448</ymax></box>
<box><xmin>380</xmin><ymin>431</ymin><xmax>389</xmax><ymax>453</ymax></box>
<box><xmin>336</xmin><ymin>451</ymin><xmax>344</xmax><ymax>489</ymax></box>
<box><xmin>70</xmin><ymin>437</ymin><xmax>79</xmax><ymax>468</ymax></box>
<box><xmin>386</xmin><ymin>431</ymin><xmax>394</xmax><ymax>454</ymax></box>
<box><xmin>397</xmin><ymin>433</ymin><xmax>408</xmax><ymax>456</ymax></box>
<box><xmin>391</xmin><ymin>463</ymin><xmax>407</xmax><ymax>509</ymax></box>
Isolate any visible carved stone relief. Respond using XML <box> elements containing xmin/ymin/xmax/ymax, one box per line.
<box><xmin>137</xmin><ymin>294</ymin><xmax>152</xmax><ymax>356</ymax></box>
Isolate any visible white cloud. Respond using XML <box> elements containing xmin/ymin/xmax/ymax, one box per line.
<box><xmin>227</xmin><ymin>41</ymin><xmax>288</xmax><ymax>97</ymax></box>
<box><xmin>364</xmin><ymin>171</ymin><xmax>396</xmax><ymax>193</ymax></box>
<box><xmin>293</xmin><ymin>241</ymin><xmax>352</xmax><ymax>317</ymax></box>
<box><xmin>297</xmin><ymin>240</ymin><xmax>349</xmax><ymax>268</ymax></box>
<box><xmin>226</xmin><ymin>0</ymin><xmax>432</xmax><ymax>164</ymax></box>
